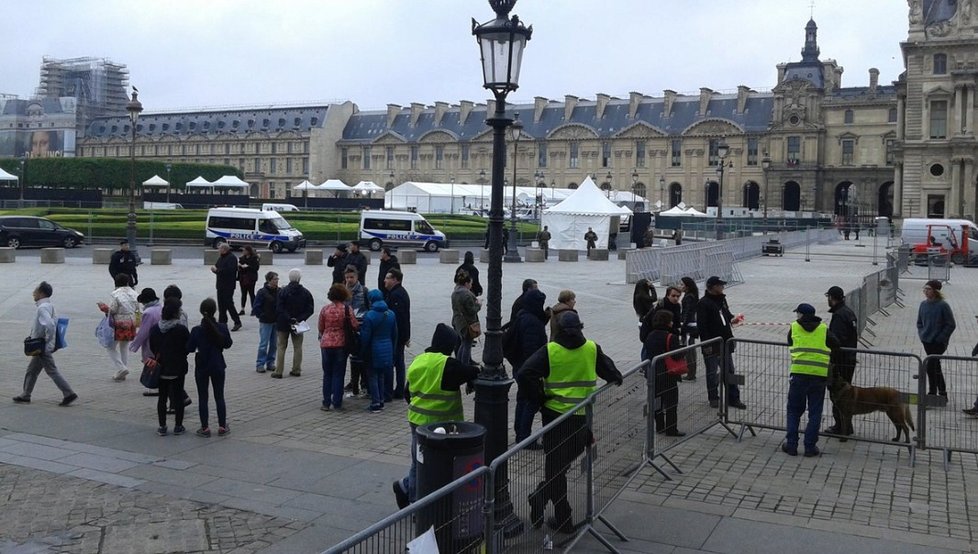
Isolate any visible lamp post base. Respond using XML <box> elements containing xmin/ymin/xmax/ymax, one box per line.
<box><xmin>473</xmin><ymin>375</ymin><xmax>523</xmax><ymax>539</ymax></box>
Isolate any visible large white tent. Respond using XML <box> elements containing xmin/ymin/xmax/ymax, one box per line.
<box><xmin>142</xmin><ymin>175</ymin><xmax>169</xmax><ymax>187</ymax></box>
<box><xmin>318</xmin><ymin>179</ymin><xmax>351</xmax><ymax>196</ymax></box>
<box><xmin>352</xmin><ymin>181</ymin><xmax>384</xmax><ymax>196</ymax></box>
<box><xmin>385</xmin><ymin>181</ymin><xmax>575</xmax><ymax>213</ymax></box>
<box><xmin>541</xmin><ymin>177</ymin><xmax>632</xmax><ymax>250</ymax></box>
<box><xmin>211</xmin><ymin>175</ymin><xmax>250</xmax><ymax>190</ymax></box>
<box><xmin>0</xmin><ymin>167</ymin><xmax>19</xmax><ymax>181</ymax></box>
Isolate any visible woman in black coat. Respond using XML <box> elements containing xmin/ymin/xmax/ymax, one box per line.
<box><xmin>680</xmin><ymin>277</ymin><xmax>700</xmax><ymax>381</ymax></box>
<box><xmin>455</xmin><ymin>251</ymin><xmax>483</xmax><ymax>297</ymax></box>
<box><xmin>148</xmin><ymin>298</ymin><xmax>191</xmax><ymax>436</ymax></box>
<box><xmin>237</xmin><ymin>245</ymin><xmax>260</xmax><ymax>315</ymax></box>
<box><xmin>642</xmin><ymin>310</ymin><xmax>684</xmax><ymax>436</ymax></box>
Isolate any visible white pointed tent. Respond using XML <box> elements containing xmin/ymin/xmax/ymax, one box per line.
<box><xmin>541</xmin><ymin>177</ymin><xmax>632</xmax><ymax>250</ymax></box>
<box><xmin>352</xmin><ymin>181</ymin><xmax>384</xmax><ymax>196</ymax></box>
<box><xmin>292</xmin><ymin>180</ymin><xmax>317</xmax><ymax>192</ymax></box>
<box><xmin>0</xmin><ymin>167</ymin><xmax>19</xmax><ymax>181</ymax></box>
<box><xmin>185</xmin><ymin>176</ymin><xmax>213</xmax><ymax>190</ymax></box>
<box><xmin>142</xmin><ymin>174</ymin><xmax>169</xmax><ymax>187</ymax></box>
<box><xmin>211</xmin><ymin>175</ymin><xmax>250</xmax><ymax>190</ymax></box>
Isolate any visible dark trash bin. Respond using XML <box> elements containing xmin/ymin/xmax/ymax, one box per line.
<box><xmin>415</xmin><ymin>421</ymin><xmax>486</xmax><ymax>553</ymax></box>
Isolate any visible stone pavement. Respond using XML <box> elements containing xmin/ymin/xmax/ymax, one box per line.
<box><xmin>0</xmin><ymin>235</ymin><xmax>976</xmax><ymax>553</ymax></box>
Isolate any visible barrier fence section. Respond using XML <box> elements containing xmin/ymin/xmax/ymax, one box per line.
<box><xmin>323</xmin><ymin>466</ymin><xmax>490</xmax><ymax>554</ymax></box>
<box><xmin>919</xmin><ymin>355</ymin><xmax>978</xmax><ymax>470</ymax></box>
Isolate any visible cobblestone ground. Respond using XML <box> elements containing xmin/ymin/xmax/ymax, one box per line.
<box><xmin>0</xmin><ymin>463</ymin><xmax>307</xmax><ymax>553</ymax></box>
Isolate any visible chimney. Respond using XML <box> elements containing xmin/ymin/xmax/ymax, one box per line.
<box><xmin>833</xmin><ymin>66</ymin><xmax>844</xmax><ymax>92</ymax></box>
<box><xmin>433</xmin><ymin>101</ymin><xmax>449</xmax><ymax>127</ymax></box>
<box><xmin>869</xmin><ymin>68</ymin><xmax>880</xmax><ymax>93</ymax></box>
<box><xmin>596</xmin><ymin>93</ymin><xmax>611</xmax><ymax>119</ymax></box>
<box><xmin>459</xmin><ymin>100</ymin><xmax>474</xmax><ymax>125</ymax></box>
<box><xmin>564</xmin><ymin>95</ymin><xmax>578</xmax><ymax>121</ymax></box>
<box><xmin>409</xmin><ymin>102</ymin><xmax>425</xmax><ymax>127</ymax></box>
<box><xmin>699</xmin><ymin>88</ymin><xmax>714</xmax><ymax>116</ymax></box>
<box><xmin>663</xmin><ymin>90</ymin><xmax>677</xmax><ymax>118</ymax></box>
<box><xmin>736</xmin><ymin>86</ymin><xmax>753</xmax><ymax>114</ymax></box>
<box><xmin>628</xmin><ymin>91</ymin><xmax>643</xmax><ymax>119</ymax></box>
<box><xmin>534</xmin><ymin>96</ymin><xmax>548</xmax><ymax>123</ymax></box>
<box><xmin>776</xmin><ymin>63</ymin><xmax>787</xmax><ymax>84</ymax></box>
<box><xmin>386</xmin><ymin>104</ymin><xmax>401</xmax><ymax>128</ymax></box>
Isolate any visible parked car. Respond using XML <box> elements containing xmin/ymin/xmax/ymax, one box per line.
<box><xmin>0</xmin><ymin>216</ymin><xmax>85</xmax><ymax>249</ymax></box>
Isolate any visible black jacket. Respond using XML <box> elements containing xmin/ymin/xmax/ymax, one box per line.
<box><xmin>696</xmin><ymin>292</ymin><xmax>734</xmax><ymax>356</ymax></box>
<box><xmin>148</xmin><ymin>322</ymin><xmax>191</xmax><ymax>378</ymax></box>
<box><xmin>511</xmin><ymin>290</ymin><xmax>549</xmax><ymax>370</ymax></box>
<box><xmin>214</xmin><ymin>252</ymin><xmax>238</xmax><ymax>291</ymax></box>
<box><xmin>252</xmin><ymin>284</ymin><xmax>279</xmax><ymax>324</ymax></box>
<box><xmin>109</xmin><ymin>250</ymin><xmax>139</xmax><ymax>284</ymax></box>
<box><xmin>404</xmin><ymin>323</ymin><xmax>479</xmax><ymax>403</ymax></box>
<box><xmin>327</xmin><ymin>252</ymin><xmax>349</xmax><ymax>284</ymax></box>
<box><xmin>455</xmin><ymin>262</ymin><xmax>483</xmax><ymax>297</ymax></box>
<box><xmin>378</xmin><ymin>255</ymin><xmax>400</xmax><ymax>290</ymax></box>
<box><xmin>827</xmin><ymin>302</ymin><xmax>858</xmax><ymax>365</ymax></box>
<box><xmin>640</xmin><ymin>298</ymin><xmax>682</xmax><ymax>342</ymax></box>
<box><xmin>516</xmin><ymin>328</ymin><xmax>623</xmax><ymax>409</ymax></box>
<box><xmin>384</xmin><ymin>283</ymin><xmax>411</xmax><ymax>345</ymax></box>
<box><xmin>681</xmin><ymin>293</ymin><xmax>699</xmax><ymax>337</ymax></box>
<box><xmin>643</xmin><ymin>329</ymin><xmax>683</xmax><ymax>394</ymax></box>
<box><xmin>346</xmin><ymin>251</ymin><xmax>368</xmax><ymax>285</ymax></box>
<box><xmin>275</xmin><ymin>281</ymin><xmax>315</xmax><ymax>332</ymax></box>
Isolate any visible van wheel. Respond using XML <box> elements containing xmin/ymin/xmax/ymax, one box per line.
<box><xmin>424</xmin><ymin>241</ymin><xmax>439</xmax><ymax>252</ymax></box>
<box><xmin>951</xmin><ymin>252</ymin><xmax>966</xmax><ymax>265</ymax></box>
<box><xmin>369</xmin><ymin>239</ymin><xmax>382</xmax><ymax>252</ymax></box>
<box><xmin>7</xmin><ymin>237</ymin><xmax>21</xmax><ymax>249</ymax></box>
<box><xmin>63</xmin><ymin>237</ymin><xmax>77</xmax><ymax>248</ymax></box>
<box><xmin>270</xmin><ymin>241</ymin><xmax>284</xmax><ymax>253</ymax></box>
<box><xmin>212</xmin><ymin>238</ymin><xmax>227</xmax><ymax>249</ymax></box>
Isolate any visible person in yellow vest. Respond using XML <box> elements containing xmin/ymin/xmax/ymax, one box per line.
<box><xmin>519</xmin><ymin>311</ymin><xmax>622</xmax><ymax>534</ymax></box>
<box><xmin>783</xmin><ymin>303</ymin><xmax>839</xmax><ymax>458</ymax></box>
<box><xmin>392</xmin><ymin>323</ymin><xmax>479</xmax><ymax>509</ymax></box>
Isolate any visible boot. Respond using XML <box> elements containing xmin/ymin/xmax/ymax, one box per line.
<box><xmin>528</xmin><ymin>484</ymin><xmax>546</xmax><ymax>529</ymax></box>
<box><xmin>549</xmin><ymin>500</ymin><xmax>576</xmax><ymax>534</ymax></box>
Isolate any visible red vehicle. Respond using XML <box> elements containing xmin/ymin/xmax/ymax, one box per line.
<box><xmin>906</xmin><ymin>220</ymin><xmax>972</xmax><ymax>264</ymax></box>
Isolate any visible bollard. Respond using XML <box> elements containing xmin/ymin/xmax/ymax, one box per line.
<box><xmin>399</xmin><ymin>249</ymin><xmax>417</xmax><ymax>264</ymax></box>
<box><xmin>304</xmin><ymin>249</ymin><xmax>325</xmax><ymax>265</ymax></box>
<box><xmin>0</xmin><ymin>247</ymin><xmax>15</xmax><ymax>263</ymax></box>
<box><xmin>416</xmin><ymin>422</ymin><xmax>486</xmax><ymax>553</ymax></box>
<box><xmin>92</xmin><ymin>248</ymin><xmax>113</xmax><ymax>264</ymax></box>
<box><xmin>439</xmin><ymin>249</ymin><xmax>459</xmax><ymax>264</ymax></box>
<box><xmin>40</xmin><ymin>248</ymin><xmax>65</xmax><ymax>264</ymax></box>
<box><xmin>524</xmin><ymin>247</ymin><xmax>545</xmax><ymax>262</ymax></box>
<box><xmin>150</xmin><ymin>249</ymin><xmax>172</xmax><ymax>265</ymax></box>
<box><xmin>588</xmin><ymin>249</ymin><xmax>609</xmax><ymax>261</ymax></box>
<box><xmin>558</xmin><ymin>249</ymin><xmax>579</xmax><ymax>262</ymax></box>
<box><xmin>260</xmin><ymin>251</ymin><xmax>274</xmax><ymax>266</ymax></box>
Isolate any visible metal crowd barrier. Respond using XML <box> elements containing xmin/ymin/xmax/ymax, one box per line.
<box><xmin>920</xmin><ymin>354</ymin><xmax>978</xmax><ymax>471</ymax></box>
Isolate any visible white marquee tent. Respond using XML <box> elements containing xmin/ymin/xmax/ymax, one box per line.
<box><xmin>0</xmin><ymin>167</ymin><xmax>19</xmax><ymax>181</ymax></box>
<box><xmin>292</xmin><ymin>180</ymin><xmax>317</xmax><ymax>192</ymax></box>
<box><xmin>211</xmin><ymin>175</ymin><xmax>250</xmax><ymax>190</ymax></box>
<box><xmin>318</xmin><ymin>179</ymin><xmax>351</xmax><ymax>196</ymax></box>
<box><xmin>185</xmin><ymin>176</ymin><xmax>213</xmax><ymax>189</ymax></box>
<box><xmin>541</xmin><ymin>177</ymin><xmax>632</xmax><ymax>250</ymax></box>
<box><xmin>352</xmin><ymin>181</ymin><xmax>385</xmax><ymax>196</ymax></box>
<box><xmin>385</xmin><ymin>181</ymin><xmax>575</xmax><ymax>213</ymax></box>
<box><xmin>142</xmin><ymin>175</ymin><xmax>169</xmax><ymax>187</ymax></box>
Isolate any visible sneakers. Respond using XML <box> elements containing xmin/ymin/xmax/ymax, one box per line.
<box><xmin>270</xmin><ymin>373</ymin><xmax>283</xmax><ymax>379</ymax></box>
<box><xmin>157</xmin><ymin>426</ymin><xmax>168</xmax><ymax>436</ymax></box>
<box><xmin>289</xmin><ymin>371</ymin><xmax>301</xmax><ymax>377</ymax></box>
<box><xmin>526</xmin><ymin>441</ymin><xmax>544</xmax><ymax>451</ymax></box>
<box><xmin>804</xmin><ymin>446</ymin><xmax>821</xmax><ymax>458</ymax></box>
<box><xmin>962</xmin><ymin>407</ymin><xmax>978</xmax><ymax>417</ymax></box>
<box><xmin>238</xmin><ymin>309</ymin><xmax>246</xmax><ymax>316</ymax></box>
<box><xmin>12</xmin><ymin>395</ymin><xmax>30</xmax><ymax>404</ymax></box>
<box><xmin>321</xmin><ymin>404</ymin><xmax>332</xmax><ymax>412</ymax></box>
<box><xmin>59</xmin><ymin>393</ymin><xmax>78</xmax><ymax>406</ymax></box>
<box><xmin>729</xmin><ymin>401</ymin><xmax>747</xmax><ymax>410</ymax></box>
<box><xmin>825</xmin><ymin>425</ymin><xmax>841</xmax><ymax>434</ymax></box>
<box><xmin>196</xmin><ymin>427</ymin><xmax>211</xmax><ymax>437</ymax></box>
<box><xmin>113</xmin><ymin>369</ymin><xmax>130</xmax><ymax>381</ymax></box>
<box><xmin>266</xmin><ymin>365</ymin><xmax>275</xmax><ymax>373</ymax></box>
<box><xmin>368</xmin><ymin>404</ymin><xmax>384</xmax><ymax>413</ymax></box>
<box><xmin>218</xmin><ymin>426</ymin><xmax>230</xmax><ymax>436</ymax></box>
<box><xmin>344</xmin><ymin>392</ymin><xmax>355</xmax><ymax>399</ymax></box>
<box><xmin>781</xmin><ymin>443</ymin><xmax>797</xmax><ymax>456</ymax></box>
<box><xmin>183</xmin><ymin>397</ymin><xmax>192</xmax><ymax>407</ymax></box>
<box><xmin>231</xmin><ymin>324</ymin><xmax>242</xmax><ymax>332</ymax></box>
<box><xmin>393</xmin><ymin>480</ymin><xmax>409</xmax><ymax>509</ymax></box>
<box><xmin>173</xmin><ymin>425</ymin><xmax>186</xmax><ymax>435</ymax></box>
<box><xmin>256</xmin><ymin>367</ymin><xmax>267</xmax><ymax>373</ymax></box>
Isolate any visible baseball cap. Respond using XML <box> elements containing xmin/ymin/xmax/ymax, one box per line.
<box><xmin>794</xmin><ymin>303</ymin><xmax>816</xmax><ymax>315</ymax></box>
<box><xmin>825</xmin><ymin>286</ymin><xmax>845</xmax><ymax>300</ymax></box>
<box><xmin>706</xmin><ymin>276</ymin><xmax>727</xmax><ymax>288</ymax></box>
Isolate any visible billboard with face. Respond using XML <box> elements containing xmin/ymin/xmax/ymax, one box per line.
<box><xmin>0</xmin><ymin>130</ymin><xmax>75</xmax><ymax>158</ymax></box>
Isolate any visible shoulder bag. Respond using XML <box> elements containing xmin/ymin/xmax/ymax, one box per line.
<box><xmin>343</xmin><ymin>305</ymin><xmax>361</xmax><ymax>354</ymax></box>
<box><xmin>664</xmin><ymin>334</ymin><xmax>689</xmax><ymax>377</ymax></box>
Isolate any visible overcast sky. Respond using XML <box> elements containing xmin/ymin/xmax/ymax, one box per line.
<box><xmin>1</xmin><ymin>0</ymin><xmax>909</xmax><ymax>113</ymax></box>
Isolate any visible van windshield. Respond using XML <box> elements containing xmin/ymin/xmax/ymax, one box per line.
<box><xmin>270</xmin><ymin>217</ymin><xmax>292</xmax><ymax>230</ymax></box>
<box><xmin>416</xmin><ymin>220</ymin><xmax>434</xmax><ymax>234</ymax></box>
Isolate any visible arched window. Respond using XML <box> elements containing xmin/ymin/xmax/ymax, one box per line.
<box><xmin>705</xmin><ymin>181</ymin><xmax>719</xmax><ymax>208</ymax></box>
<box><xmin>743</xmin><ymin>182</ymin><xmax>760</xmax><ymax>210</ymax></box>
<box><xmin>669</xmin><ymin>182</ymin><xmax>682</xmax><ymax>208</ymax></box>
<box><xmin>783</xmin><ymin>181</ymin><xmax>801</xmax><ymax>211</ymax></box>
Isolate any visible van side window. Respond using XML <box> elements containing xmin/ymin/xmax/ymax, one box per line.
<box><xmin>416</xmin><ymin>221</ymin><xmax>434</xmax><ymax>234</ymax></box>
<box><xmin>209</xmin><ymin>216</ymin><xmax>257</xmax><ymax>231</ymax></box>
<box><xmin>259</xmin><ymin>220</ymin><xmax>278</xmax><ymax>234</ymax></box>
<box><xmin>364</xmin><ymin>218</ymin><xmax>411</xmax><ymax>232</ymax></box>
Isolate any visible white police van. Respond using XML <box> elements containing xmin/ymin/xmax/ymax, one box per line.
<box><xmin>205</xmin><ymin>207</ymin><xmax>305</xmax><ymax>253</ymax></box>
<box><xmin>359</xmin><ymin>210</ymin><xmax>448</xmax><ymax>252</ymax></box>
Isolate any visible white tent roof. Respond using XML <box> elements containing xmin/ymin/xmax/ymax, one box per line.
<box><xmin>0</xmin><ymin>167</ymin><xmax>18</xmax><ymax>181</ymax></box>
<box><xmin>212</xmin><ymin>175</ymin><xmax>250</xmax><ymax>189</ymax></box>
<box><xmin>185</xmin><ymin>176</ymin><xmax>212</xmax><ymax>187</ymax></box>
<box><xmin>352</xmin><ymin>181</ymin><xmax>384</xmax><ymax>192</ymax></box>
<box><xmin>318</xmin><ymin>179</ymin><xmax>350</xmax><ymax>191</ymax></box>
<box><xmin>685</xmin><ymin>207</ymin><xmax>709</xmax><ymax>217</ymax></box>
<box><xmin>292</xmin><ymin>180</ymin><xmax>317</xmax><ymax>191</ymax></box>
<box><xmin>142</xmin><ymin>174</ymin><xmax>169</xmax><ymax>187</ymax></box>
<box><xmin>659</xmin><ymin>206</ymin><xmax>687</xmax><ymax>216</ymax></box>
<box><xmin>544</xmin><ymin>177</ymin><xmax>632</xmax><ymax>216</ymax></box>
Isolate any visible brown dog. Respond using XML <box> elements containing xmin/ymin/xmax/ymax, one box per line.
<box><xmin>828</xmin><ymin>381</ymin><xmax>915</xmax><ymax>443</ymax></box>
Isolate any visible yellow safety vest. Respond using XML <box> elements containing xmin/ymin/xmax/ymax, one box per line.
<box><xmin>789</xmin><ymin>321</ymin><xmax>831</xmax><ymax>377</ymax></box>
<box><xmin>544</xmin><ymin>341</ymin><xmax>598</xmax><ymax>415</ymax></box>
<box><xmin>407</xmin><ymin>352</ymin><xmax>463</xmax><ymax>426</ymax></box>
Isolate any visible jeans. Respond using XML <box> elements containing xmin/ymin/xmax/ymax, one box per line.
<box><xmin>456</xmin><ymin>336</ymin><xmax>473</xmax><ymax>366</ymax></box>
<box><xmin>393</xmin><ymin>342</ymin><xmax>406</xmax><ymax>397</ymax></box>
<box><xmin>255</xmin><ymin>322</ymin><xmax>277</xmax><ymax>369</ymax></box>
<box><xmin>785</xmin><ymin>373</ymin><xmax>827</xmax><ymax>451</ymax></box>
<box><xmin>704</xmin><ymin>351</ymin><xmax>741</xmax><ymax>404</ymax></box>
<box><xmin>321</xmin><ymin>347</ymin><xmax>348</xmax><ymax>408</ymax></box>
<box><xmin>367</xmin><ymin>364</ymin><xmax>387</xmax><ymax>408</ymax></box>
<box><xmin>21</xmin><ymin>352</ymin><xmax>73</xmax><ymax>399</ymax></box>
<box><xmin>400</xmin><ymin>424</ymin><xmax>419</xmax><ymax>502</ymax></box>
<box><xmin>275</xmin><ymin>331</ymin><xmax>304</xmax><ymax>376</ymax></box>
<box><xmin>158</xmin><ymin>375</ymin><xmax>186</xmax><ymax>428</ymax></box>
<box><xmin>195</xmin><ymin>367</ymin><xmax>227</xmax><ymax>429</ymax></box>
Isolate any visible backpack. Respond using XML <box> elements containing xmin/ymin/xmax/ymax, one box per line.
<box><xmin>502</xmin><ymin>320</ymin><xmax>520</xmax><ymax>366</ymax></box>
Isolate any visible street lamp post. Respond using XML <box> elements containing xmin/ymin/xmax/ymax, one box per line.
<box><xmin>505</xmin><ymin>117</ymin><xmax>523</xmax><ymax>262</ymax></box>
<box><xmin>605</xmin><ymin>170</ymin><xmax>613</xmax><ymax>199</ymax></box>
<box><xmin>533</xmin><ymin>169</ymin><xmax>544</xmax><ymax>219</ymax></box>
<box><xmin>715</xmin><ymin>139</ymin><xmax>732</xmax><ymax>240</ymax></box>
<box><xmin>631</xmin><ymin>168</ymin><xmax>639</xmax><ymax>211</ymax></box>
<box><xmin>18</xmin><ymin>156</ymin><xmax>27</xmax><ymax>204</ymax></box>
<box><xmin>659</xmin><ymin>176</ymin><xmax>665</xmax><ymax>209</ymax></box>
<box><xmin>126</xmin><ymin>89</ymin><xmax>143</xmax><ymax>247</ymax></box>
<box><xmin>479</xmin><ymin>169</ymin><xmax>487</xmax><ymax>211</ymax></box>
<box><xmin>472</xmin><ymin>0</ymin><xmax>531</xmax><ymax>538</ymax></box>
<box><xmin>450</xmin><ymin>175</ymin><xmax>455</xmax><ymax>214</ymax></box>
<box><xmin>761</xmin><ymin>153</ymin><xmax>771</xmax><ymax>223</ymax></box>
<box><xmin>165</xmin><ymin>163</ymin><xmax>172</xmax><ymax>203</ymax></box>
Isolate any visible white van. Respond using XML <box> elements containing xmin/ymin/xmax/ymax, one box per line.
<box><xmin>262</xmin><ymin>203</ymin><xmax>299</xmax><ymax>212</ymax></box>
<box><xmin>901</xmin><ymin>218</ymin><xmax>978</xmax><ymax>263</ymax></box>
<box><xmin>143</xmin><ymin>201</ymin><xmax>183</xmax><ymax>210</ymax></box>
<box><xmin>205</xmin><ymin>207</ymin><xmax>305</xmax><ymax>252</ymax></box>
<box><xmin>359</xmin><ymin>210</ymin><xmax>448</xmax><ymax>252</ymax></box>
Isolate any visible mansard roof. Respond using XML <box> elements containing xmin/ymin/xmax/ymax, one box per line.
<box><xmin>84</xmin><ymin>105</ymin><xmax>330</xmax><ymax>139</ymax></box>
<box><xmin>1</xmin><ymin>97</ymin><xmax>73</xmax><ymax>116</ymax></box>
<box><xmin>342</xmin><ymin>93</ymin><xmax>775</xmax><ymax>144</ymax></box>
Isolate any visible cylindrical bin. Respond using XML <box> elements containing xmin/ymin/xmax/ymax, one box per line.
<box><xmin>416</xmin><ymin>422</ymin><xmax>486</xmax><ymax>553</ymax></box>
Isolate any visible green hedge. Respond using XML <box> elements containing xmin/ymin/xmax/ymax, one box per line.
<box><xmin>0</xmin><ymin>158</ymin><xmax>240</xmax><ymax>191</ymax></box>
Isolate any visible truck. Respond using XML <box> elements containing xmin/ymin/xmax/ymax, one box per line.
<box><xmin>901</xmin><ymin>218</ymin><xmax>978</xmax><ymax>264</ymax></box>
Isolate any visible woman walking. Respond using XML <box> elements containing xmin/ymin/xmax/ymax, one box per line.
<box><xmin>187</xmin><ymin>298</ymin><xmax>234</xmax><ymax>437</ymax></box>
<box><xmin>451</xmin><ymin>270</ymin><xmax>481</xmax><ymax>366</ymax></box>
<box><xmin>360</xmin><ymin>289</ymin><xmax>397</xmax><ymax>412</ymax></box>
<box><xmin>238</xmin><ymin>245</ymin><xmax>260</xmax><ymax>315</ymax></box>
<box><xmin>148</xmin><ymin>299</ymin><xmax>191</xmax><ymax>436</ymax></box>
<box><xmin>917</xmin><ymin>280</ymin><xmax>956</xmax><ymax>396</ymax></box>
<box><xmin>679</xmin><ymin>277</ymin><xmax>700</xmax><ymax>381</ymax></box>
<box><xmin>318</xmin><ymin>283</ymin><xmax>359</xmax><ymax>411</ymax></box>
<box><xmin>100</xmin><ymin>273</ymin><xmax>140</xmax><ymax>381</ymax></box>
<box><xmin>643</xmin><ymin>310</ymin><xmax>685</xmax><ymax>436</ymax></box>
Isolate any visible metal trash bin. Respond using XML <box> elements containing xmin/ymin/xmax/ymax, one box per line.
<box><xmin>416</xmin><ymin>422</ymin><xmax>486</xmax><ymax>553</ymax></box>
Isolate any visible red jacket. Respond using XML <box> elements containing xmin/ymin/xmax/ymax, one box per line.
<box><xmin>318</xmin><ymin>301</ymin><xmax>359</xmax><ymax>349</ymax></box>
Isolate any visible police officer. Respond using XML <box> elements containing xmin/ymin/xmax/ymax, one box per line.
<box><xmin>783</xmin><ymin>303</ymin><xmax>838</xmax><ymax>458</ymax></box>
<box><xmin>392</xmin><ymin>323</ymin><xmax>478</xmax><ymax>509</ymax></box>
<box><xmin>824</xmin><ymin>286</ymin><xmax>858</xmax><ymax>437</ymax></box>
<box><xmin>109</xmin><ymin>239</ymin><xmax>139</xmax><ymax>287</ymax></box>
<box><xmin>519</xmin><ymin>311</ymin><xmax>622</xmax><ymax>534</ymax></box>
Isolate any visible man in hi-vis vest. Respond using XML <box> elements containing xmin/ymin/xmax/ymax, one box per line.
<box><xmin>392</xmin><ymin>323</ymin><xmax>478</xmax><ymax>509</ymax></box>
<box><xmin>783</xmin><ymin>303</ymin><xmax>839</xmax><ymax>458</ymax></box>
<box><xmin>518</xmin><ymin>311</ymin><xmax>622</xmax><ymax>534</ymax></box>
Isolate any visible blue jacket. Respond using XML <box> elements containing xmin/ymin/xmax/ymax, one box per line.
<box><xmin>361</xmin><ymin>289</ymin><xmax>397</xmax><ymax>369</ymax></box>
<box><xmin>187</xmin><ymin>321</ymin><xmax>233</xmax><ymax>372</ymax></box>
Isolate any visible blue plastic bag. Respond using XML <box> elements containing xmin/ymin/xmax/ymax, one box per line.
<box><xmin>55</xmin><ymin>317</ymin><xmax>69</xmax><ymax>351</ymax></box>
<box><xmin>96</xmin><ymin>315</ymin><xmax>113</xmax><ymax>348</ymax></box>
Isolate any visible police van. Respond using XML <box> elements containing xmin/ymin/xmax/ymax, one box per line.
<box><xmin>205</xmin><ymin>207</ymin><xmax>305</xmax><ymax>252</ymax></box>
<box><xmin>359</xmin><ymin>210</ymin><xmax>448</xmax><ymax>252</ymax></box>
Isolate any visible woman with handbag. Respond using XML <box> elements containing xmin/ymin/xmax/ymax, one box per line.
<box><xmin>237</xmin><ymin>245</ymin><xmax>260</xmax><ymax>315</ymax></box>
<box><xmin>148</xmin><ymin>299</ymin><xmax>191</xmax><ymax>436</ymax></box>
<box><xmin>643</xmin><ymin>310</ymin><xmax>686</xmax><ymax>437</ymax></box>
<box><xmin>187</xmin><ymin>298</ymin><xmax>234</xmax><ymax>437</ymax></box>
<box><xmin>99</xmin><ymin>273</ymin><xmax>140</xmax><ymax>381</ymax></box>
<box><xmin>451</xmin><ymin>270</ymin><xmax>481</xmax><ymax>366</ymax></box>
<box><xmin>318</xmin><ymin>283</ymin><xmax>359</xmax><ymax>411</ymax></box>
